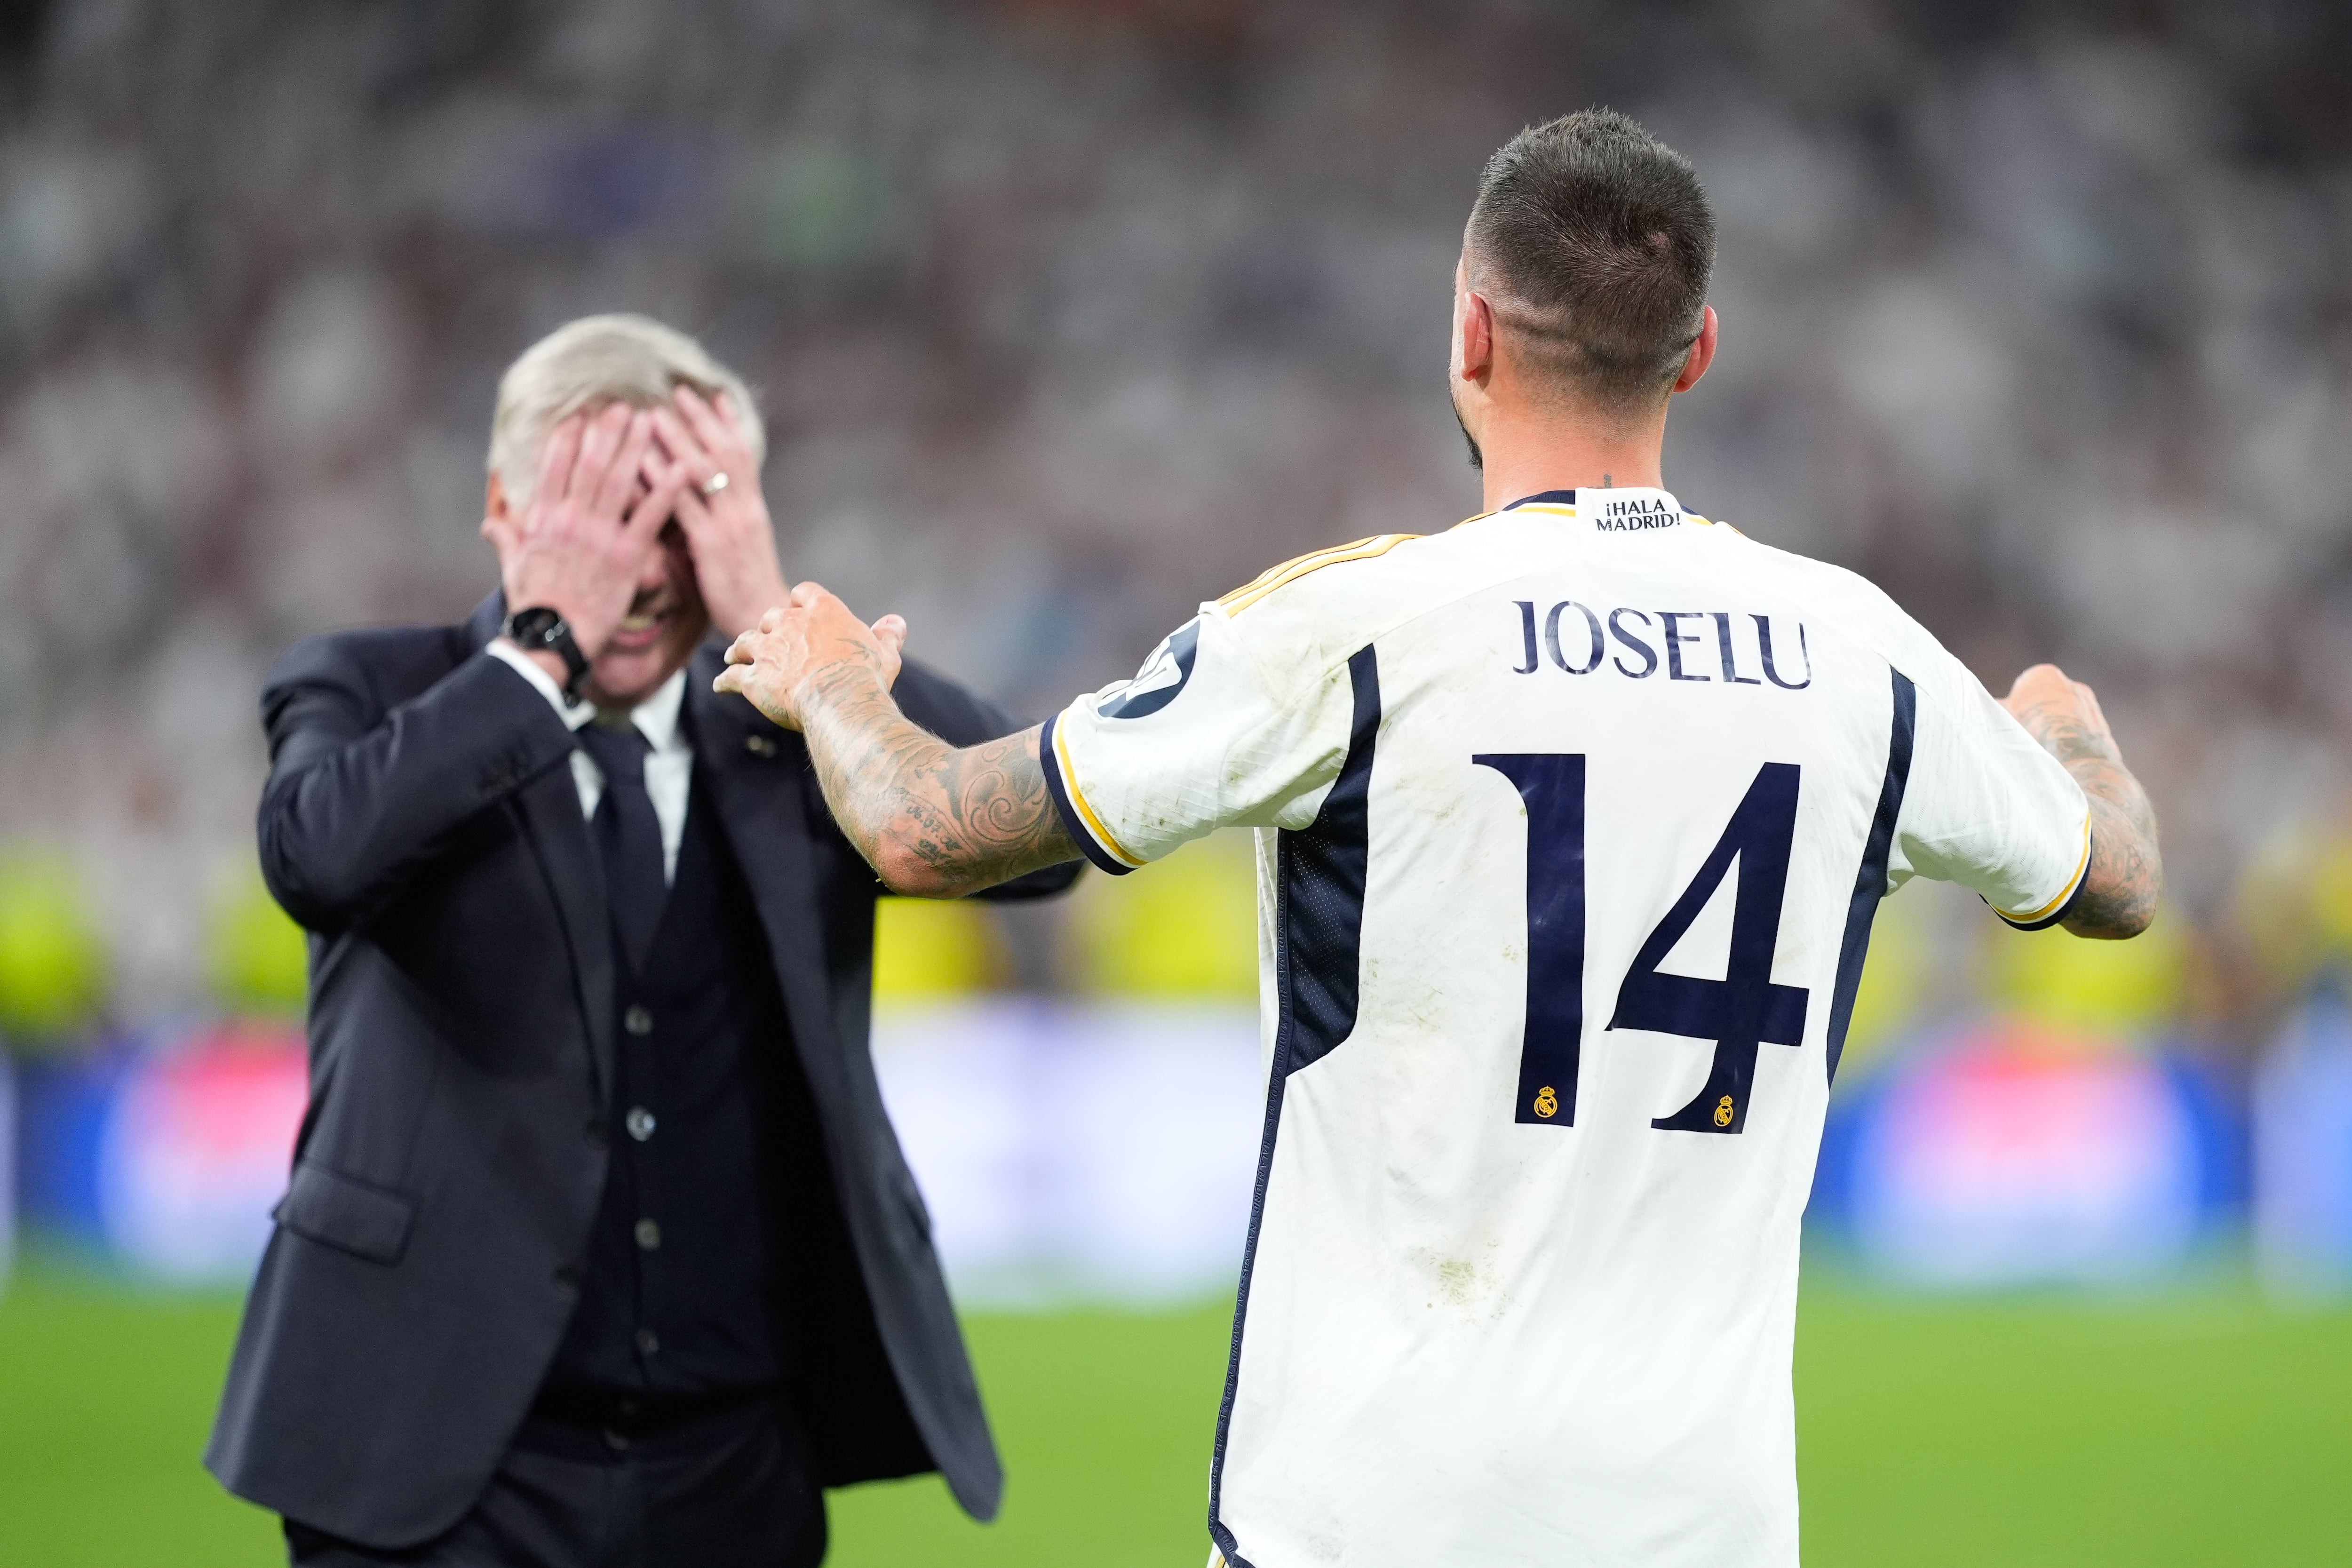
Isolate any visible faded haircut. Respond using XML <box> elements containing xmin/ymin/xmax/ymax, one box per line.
<box><xmin>488</xmin><ymin>314</ymin><xmax>764</xmax><ymax>503</ymax></box>
<box><xmin>1465</xmin><ymin>109</ymin><xmax>1715</xmax><ymax>411</ymax></box>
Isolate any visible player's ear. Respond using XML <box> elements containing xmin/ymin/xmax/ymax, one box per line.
<box><xmin>1673</xmin><ymin>305</ymin><xmax>1718</xmax><ymax>395</ymax></box>
<box><xmin>1456</xmin><ymin>287</ymin><xmax>1495</xmax><ymax>386</ymax></box>
<box><xmin>485</xmin><ymin>470</ymin><xmax>510</xmax><ymax>523</ymax></box>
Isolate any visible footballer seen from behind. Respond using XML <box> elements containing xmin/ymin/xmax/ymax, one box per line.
<box><xmin>716</xmin><ymin>110</ymin><xmax>2161</xmax><ymax>1568</ymax></box>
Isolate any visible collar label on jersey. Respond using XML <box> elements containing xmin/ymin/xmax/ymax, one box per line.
<box><xmin>1587</xmin><ymin>488</ymin><xmax>1683</xmax><ymax>533</ymax></box>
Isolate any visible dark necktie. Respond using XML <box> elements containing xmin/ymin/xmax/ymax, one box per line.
<box><xmin>577</xmin><ymin>721</ymin><xmax>666</xmax><ymax>976</ymax></box>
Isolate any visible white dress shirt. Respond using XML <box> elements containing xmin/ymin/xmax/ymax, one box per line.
<box><xmin>488</xmin><ymin>640</ymin><xmax>693</xmax><ymax>885</ymax></box>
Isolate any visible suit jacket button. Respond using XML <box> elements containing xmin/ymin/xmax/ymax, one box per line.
<box><xmin>744</xmin><ymin>734</ymin><xmax>778</xmax><ymax>757</ymax></box>
<box><xmin>584</xmin><ymin>1115</ymin><xmax>610</xmax><ymax>1146</ymax></box>
<box><xmin>623</xmin><ymin>1005</ymin><xmax>653</xmax><ymax>1036</ymax></box>
<box><xmin>635</xmin><ymin>1328</ymin><xmax>660</xmax><ymax>1355</ymax></box>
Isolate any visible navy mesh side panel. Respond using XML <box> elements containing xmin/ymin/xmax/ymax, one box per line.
<box><xmin>1281</xmin><ymin>645</ymin><xmax>1381</xmax><ymax>1073</ymax></box>
<box><xmin>1208</xmin><ymin>644</ymin><xmax>1381</xmax><ymax>1568</ymax></box>
<box><xmin>1826</xmin><ymin>667</ymin><xmax>1915</xmax><ymax>1085</ymax></box>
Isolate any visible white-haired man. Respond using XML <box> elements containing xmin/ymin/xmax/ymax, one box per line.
<box><xmin>207</xmin><ymin>315</ymin><xmax>1077</xmax><ymax>1568</ymax></box>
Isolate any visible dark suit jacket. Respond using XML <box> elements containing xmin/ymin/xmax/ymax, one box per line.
<box><xmin>205</xmin><ymin>593</ymin><xmax>1077</xmax><ymax>1548</ymax></box>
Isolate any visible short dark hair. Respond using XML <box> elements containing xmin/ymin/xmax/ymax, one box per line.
<box><xmin>1466</xmin><ymin>109</ymin><xmax>1715</xmax><ymax>410</ymax></box>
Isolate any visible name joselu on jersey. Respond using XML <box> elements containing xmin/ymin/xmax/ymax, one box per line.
<box><xmin>1510</xmin><ymin>599</ymin><xmax>1812</xmax><ymax>688</ymax></box>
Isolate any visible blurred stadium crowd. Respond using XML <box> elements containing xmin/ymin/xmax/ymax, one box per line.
<box><xmin>3</xmin><ymin>0</ymin><xmax>2352</xmax><ymax>1172</ymax></box>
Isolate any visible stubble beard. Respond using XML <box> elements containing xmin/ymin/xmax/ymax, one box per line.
<box><xmin>1451</xmin><ymin>388</ymin><xmax>1483</xmax><ymax>471</ymax></box>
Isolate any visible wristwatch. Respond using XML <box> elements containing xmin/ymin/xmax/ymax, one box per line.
<box><xmin>503</xmin><ymin>606</ymin><xmax>590</xmax><ymax>699</ymax></box>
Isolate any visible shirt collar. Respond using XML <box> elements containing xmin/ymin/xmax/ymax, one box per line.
<box><xmin>1506</xmin><ymin>486</ymin><xmax>1688</xmax><ymax>531</ymax></box>
<box><xmin>572</xmin><ymin>666</ymin><xmax>689</xmax><ymax>750</ymax></box>
<box><xmin>622</xmin><ymin>668</ymin><xmax>689</xmax><ymax>753</ymax></box>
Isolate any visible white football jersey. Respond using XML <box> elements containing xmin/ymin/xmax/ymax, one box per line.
<box><xmin>1041</xmin><ymin>487</ymin><xmax>2090</xmax><ymax>1568</ymax></box>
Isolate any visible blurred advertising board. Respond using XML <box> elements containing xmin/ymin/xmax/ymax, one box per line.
<box><xmin>2253</xmin><ymin>991</ymin><xmax>2352</xmax><ymax>1298</ymax></box>
<box><xmin>16</xmin><ymin>1021</ymin><xmax>307</xmax><ymax>1285</ymax></box>
<box><xmin>13</xmin><ymin>1002</ymin><xmax>1262</xmax><ymax>1305</ymax></box>
<box><xmin>21</xmin><ymin>1004</ymin><xmax>2283</xmax><ymax>1301</ymax></box>
<box><xmin>0</xmin><ymin>1053</ymin><xmax>13</xmax><ymax>1286</ymax></box>
<box><xmin>873</xmin><ymin>1000</ymin><xmax>1262</xmax><ymax>1307</ymax></box>
<box><xmin>1811</xmin><ymin>1023</ymin><xmax>2239</xmax><ymax>1288</ymax></box>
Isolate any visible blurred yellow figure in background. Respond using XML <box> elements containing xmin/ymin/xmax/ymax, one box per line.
<box><xmin>871</xmin><ymin>896</ymin><xmax>1007</xmax><ymax>1004</ymax></box>
<box><xmin>2235</xmin><ymin>810</ymin><xmax>2352</xmax><ymax>1002</ymax></box>
<box><xmin>872</xmin><ymin>831</ymin><xmax>1261</xmax><ymax>1007</ymax></box>
<box><xmin>1983</xmin><ymin>905</ymin><xmax>2191</xmax><ymax>1044</ymax></box>
<box><xmin>1831</xmin><ymin>884</ymin><xmax>1929</xmax><ymax>1080</ymax></box>
<box><xmin>1068</xmin><ymin>831</ymin><xmax>1255</xmax><ymax>1001</ymax></box>
<box><xmin>0</xmin><ymin>842</ymin><xmax>108</xmax><ymax>1050</ymax></box>
<box><xmin>211</xmin><ymin>867</ymin><xmax>310</xmax><ymax>1018</ymax></box>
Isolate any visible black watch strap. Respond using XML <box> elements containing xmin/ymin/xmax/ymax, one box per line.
<box><xmin>502</xmin><ymin>606</ymin><xmax>591</xmax><ymax>698</ymax></box>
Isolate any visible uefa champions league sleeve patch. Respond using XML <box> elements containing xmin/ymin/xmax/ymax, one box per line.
<box><xmin>1096</xmin><ymin>616</ymin><xmax>1201</xmax><ymax>719</ymax></box>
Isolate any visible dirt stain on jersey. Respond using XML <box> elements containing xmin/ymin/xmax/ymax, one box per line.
<box><xmin>1412</xmin><ymin>1246</ymin><xmax>1513</xmax><ymax>1322</ymax></box>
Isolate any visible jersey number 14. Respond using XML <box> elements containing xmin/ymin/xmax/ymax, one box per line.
<box><xmin>1470</xmin><ymin>756</ymin><xmax>1808</xmax><ymax>1136</ymax></box>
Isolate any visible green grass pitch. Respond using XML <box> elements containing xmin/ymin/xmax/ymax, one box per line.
<box><xmin>1</xmin><ymin>1261</ymin><xmax>2346</xmax><ymax>1565</ymax></box>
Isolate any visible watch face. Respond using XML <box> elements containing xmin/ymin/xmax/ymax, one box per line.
<box><xmin>508</xmin><ymin>607</ymin><xmax>563</xmax><ymax>645</ymax></box>
<box><xmin>506</xmin><ymin>607</ymin><xmax>587</xmax><ymax>693</ymax></box>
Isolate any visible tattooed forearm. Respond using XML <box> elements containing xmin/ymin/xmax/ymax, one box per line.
<box><xmin>795</xmin><ymin>661</ymin><xmax>1081</xmax><ymax>898</ymax></box>
<box><xmin>2010</xmin><ymin>698</ymin><xmax>2161</xmax><ymax>940</ymax></box>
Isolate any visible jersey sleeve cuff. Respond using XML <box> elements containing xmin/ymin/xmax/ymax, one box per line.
<box><xmin>1989</xmin><ymin>815</ymin><xmax>2093</xmax><ymax>931</ymax></box>
<box><xmin>1039</xmin><ymin>713</ymin><xmax>1141</xmax><ymax>876</ymax></box>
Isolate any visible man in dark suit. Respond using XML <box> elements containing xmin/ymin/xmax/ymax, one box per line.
<box><xmin>206</xmin><ymin>315</ymin><xmax>1078</xmax><ymax>1567</ymax></box>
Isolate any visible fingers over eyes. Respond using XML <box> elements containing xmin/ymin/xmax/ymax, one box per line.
<box><xmin>569</xmin><ymin>402</ymin><xmax>631</xmax><ymax>498</ymax></box>
<box><xmin>535</xmin><ymin>416</ymin><xmax>586</xmax><ymax>507</ymax></box>
<box><xmin>595</xmin><ymin>411</ymin><xmax>658</xmax><ymax>520</ymax></box>
<box><xmin>651</xmin><ymin>405</ymin><xmax>708</xmax><ymax>471</ymax></box>
<box><xmin>627</xmin><ymin>459</ymin><xmax>691</xmax><ymax>535</ymax></box>
<box><xmin>674</xmin><ymin>384</ymin><xmax>741</xmax><ymax>460</ymax></box>
<box><xmin>667</xmin><ymin>477</ymin><xmax>715</xmax><ymax>535</ymax></box>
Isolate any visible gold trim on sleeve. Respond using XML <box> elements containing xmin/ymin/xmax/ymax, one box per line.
<box><xmin>1052</xmin><ymin>719</ymin><xmax>1145</xmax><ymax>869</ymax></box>
<box><xmin>1994</xmin><ymin>808</ymin><xmax>2094</xmax><ymax>927</ymax></box>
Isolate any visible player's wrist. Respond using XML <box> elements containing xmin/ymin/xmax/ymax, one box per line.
<box><xmin>799</xmin><ymin>647</ymin><xmax>892</xmax><ymax>723</ymax></box>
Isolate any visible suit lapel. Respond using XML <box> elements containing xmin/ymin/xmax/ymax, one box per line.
<box><xmin>686</xmin><ymin>647</ymin><xmax>848</xmax><ymax>1083</ymax></box>
<box><xmin>472</xmin><ymin>588</ymin><xmax>616</xmax><ymax>1099</ymax></box>
<box><xmin>510</xmin><ymin>745</ymin><xmax>616</xmax><ymax>1102</ymax></box>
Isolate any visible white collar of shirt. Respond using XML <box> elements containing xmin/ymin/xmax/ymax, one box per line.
<box><xmin>486</xmin><ymin>641</ymin><xmax>695</xmax><ymax>885</ymax></box>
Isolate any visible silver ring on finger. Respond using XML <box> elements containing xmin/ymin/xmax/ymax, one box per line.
<box><xmin>700</xmin><ymin>471</ymin><xmax>730</xmax><ymax>498</ymax></box>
